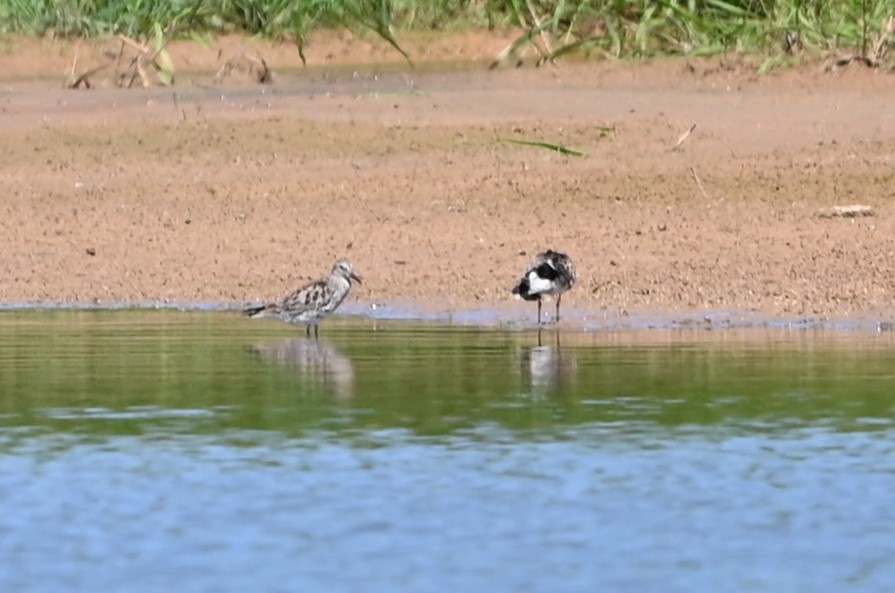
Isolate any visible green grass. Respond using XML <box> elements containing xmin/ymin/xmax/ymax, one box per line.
<box><xmin>2</xmin><ymin>0</ymin><xmax>894</xmax><ymax>69</ymax></box>
<box><xmin>502</xmin><ymin>137</ymin><xmax>586</xmax><ymax>156</ymax></box>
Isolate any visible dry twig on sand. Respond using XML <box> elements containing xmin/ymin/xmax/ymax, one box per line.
<box><xmin>113</xmin><ymin>0</ymin><xmax>204</xmax><ymax>88</ymax></box>
<box><xmin>816</xmin><ymin>205</ymin><xmax>875</xmax><ymax>218</ymax></box>
<box><xmin>525</xmin><ymin>0</ymin><xmax>553</xmax><ymax>65</ymax></box>
<box><xmin>214</xmin><ymin>54</ymin><xmax>273</xmax><ymax>84</ymax></box>
<box><xmin>489</xmin><ymin>4</ymin><xmax>554</xmax><ymax>69</ymax></box>
<box><xmin>690</xmin><ymin>166</ymin><xmax>709</xmax><ymax>199</ymax></box>
<box><xmin>673</xmin><ymin>124</ymin><xmax>697</xmax><ymax>150</ymax></box>
<box><xmin>826</xmin><ymin>16</ymin><xmax>895</xmax><ymax>71</ymax></box>
<box><xmin>67</xmin><ymin>64</ymin><xmax>112</xmax><ymax>89</ymax></box>
<box><xmin>63</xmin><ymin>41</ymin><xmax>112</xmax><ymax>89</ymax></box>
<box><xmin>117</xmin><ymin>34</ymin><xmax>174</xmax><ymax>88</ymax></box>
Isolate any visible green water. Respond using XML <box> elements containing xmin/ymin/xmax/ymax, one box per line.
<box><xmin>2</xmin><ymin>310</ymin><xmax>893</xmax><ymax>440</ymax></box>
<box><xmin>2</xmin><ymin>310</ymin><xmax>895</xmax><ymax>593</ymax></box>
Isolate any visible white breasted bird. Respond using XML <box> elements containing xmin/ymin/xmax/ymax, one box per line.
<box><xmin>244</xmin><ymin>259</ymin><xmax>362</xmax><ymax>338</ymax></box>
<box><xmin>511</xmin><ymin>250</ymin><xmax>576</xmax><ymax>324</ymax></box>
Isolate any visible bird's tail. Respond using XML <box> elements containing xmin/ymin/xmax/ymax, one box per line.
<box><xmin>244</xmin><ymin>303</ymin><xmax>274</xmax><ymax>318</ymax></box>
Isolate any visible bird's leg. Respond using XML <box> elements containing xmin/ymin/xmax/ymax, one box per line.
<box><xmin>314</xmin><ymin>324</ymin><xmax>319</xmax><ymax>340</ymax></box>
<box><xmin>537</xmin><ymin>327</ymin><xmax>544</xmax><ymax>347</ymax></box>
<box><xmin>537</xmin><ymin>299</ymin><xmax>542</xmax><ymax>324</ymax></box>
<box><xmin>306</xmin><ymin>324</ymin><xmax>311</xmax><ymax>338</ymax></box>
<box><xmin>555</xmin><ymin>294</ymin><xmax>562</xmax><ymax>323</ymax></box>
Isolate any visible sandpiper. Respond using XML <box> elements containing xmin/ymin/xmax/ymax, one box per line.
<box><xmin>244</xmin><ymin>259</ymin><xmax>362</xmax><ymax>338</ymax></box>
<box><xmin>511</xmin><ymin>250</ymin><xmax>576</xmax><ymax>324</ymax></box>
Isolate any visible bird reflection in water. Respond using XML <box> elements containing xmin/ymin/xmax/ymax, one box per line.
<box><xmin>249</xmin><ymin>339</ymin><xmax>355</xmax><ymax>400</ymax></box>
<box><xmin>519</xmin><ymin>330</ymin><xmax>578</xmax><ymax>397</ymax></box>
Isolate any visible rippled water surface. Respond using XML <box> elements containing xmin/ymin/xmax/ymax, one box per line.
<box><xmin>2</xmin><ymin>310</ymin><xmax>895</xmax><ymax>592</ymax></box>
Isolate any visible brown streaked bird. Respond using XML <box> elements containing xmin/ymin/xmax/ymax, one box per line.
<box><xmin>511</xmin><ymin>250</ymin><xmax>576</xmax><ymax>324</ymax></box>
<box><xmin>244</xmin><ymin>259</ymin><xmax>362</xmax><ymax>338</ymax></box>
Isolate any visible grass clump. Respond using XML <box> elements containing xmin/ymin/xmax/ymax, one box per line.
<box><xmin>1</xmin><ymin>0</ymin><xmax>894</xmax><ymax>69</ymax></box>
<box><xmin>488</xmin><ymin>0</ymin><xmax>895</xmax><ymax>68</ymax></box>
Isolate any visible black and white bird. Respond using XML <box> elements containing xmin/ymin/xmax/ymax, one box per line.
<box><xmin>511</xmin><ymin>250</ymin><xmax>576</xmax><ymax>324</ymax></box>
<box><xmin>244</xmin><ymin>259</ymin><xmax>362</xmax><ymax>338</ymax></box>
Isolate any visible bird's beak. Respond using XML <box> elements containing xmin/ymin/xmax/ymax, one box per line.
<box><xmin>350</xmin><ymin>272</ymin><xmax>363</xmax><ymax>285</ymax></box>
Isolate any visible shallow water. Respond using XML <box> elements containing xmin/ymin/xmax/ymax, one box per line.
<box><xmin>2</xmin><ymin>310</ymin><xmax>895</xmax><ymax>592</ymax></box>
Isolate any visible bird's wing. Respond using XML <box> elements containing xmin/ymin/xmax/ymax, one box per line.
<box><xmin>532</xmin><ymin>261</ymin><xmax>560</xmax><ymax>281</ymax></box>
<box><xmin>280</xmin><ymin>278</ymin><xmax>329</xmax><ymax>312</ymax></box>
<box><xmin>555</xmin><ymin>254</ymin><xmax>576</xmax><ymax>285</ymax></box>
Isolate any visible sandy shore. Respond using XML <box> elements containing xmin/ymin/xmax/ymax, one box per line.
<box><xmin>1</xmin><ymin>33</ymin><xmax>894</xmax><ymax>326</ymax></box>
